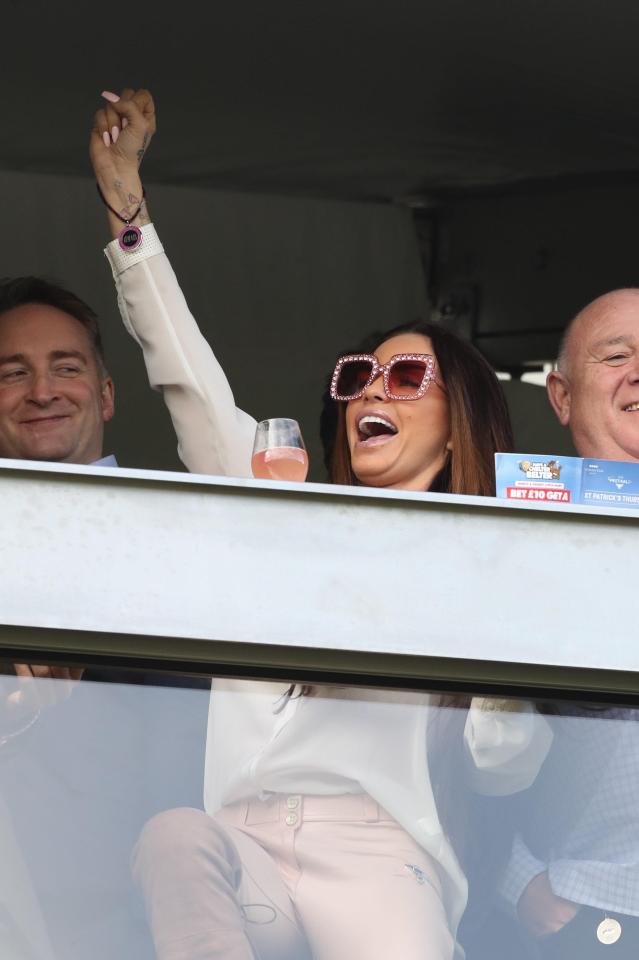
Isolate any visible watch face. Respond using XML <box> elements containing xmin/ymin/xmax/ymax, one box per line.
<box><xmin>118</xmin><ymin>225</ymin><xmax>143</xmax><ymax>251</ymax></box>
<box><xmin>597</xmin><ymin>918</ymin><xmax>622</xmax><ymax>945</ymax></box>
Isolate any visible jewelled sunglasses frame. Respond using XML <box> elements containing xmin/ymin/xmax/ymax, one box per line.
<box><xmin>330</xmin><ymin>353</ymin><xmax>438</xmax><ymax>401</ymax></box>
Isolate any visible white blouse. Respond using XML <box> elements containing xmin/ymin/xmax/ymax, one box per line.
<box><xmin>204</xmin><ymin>679</ymin><xmax>551</xmax><ymax>930</ymax></box>
<box><xmin>105</xmin><ymin>225</ymin><xmax>553</xmax><ymax>930</ymax></box>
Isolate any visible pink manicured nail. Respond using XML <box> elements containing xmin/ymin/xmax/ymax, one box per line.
<box><xmin>101</xmin><ymin>90</ymin><xmax>120</xmax><ymax>103</ymax></box>
<box><xmin>111</xmin><ymin>125</ymin><xmax>120</xmax><ymax>143</ymax></box>
<box><xmin>102</xmin><ymin>131</ymin><xmax>111</xmax><ymax>148</ymax></box>
<box><xmin>122</xmin><ymin>118</ymin><xmax>129</xmax><ymax>129</ymax></box>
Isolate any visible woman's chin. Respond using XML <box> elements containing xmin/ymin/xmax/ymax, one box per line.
<box><xmin>350</xmin><ymin>449</ymin><xmax>395</xmax><ymax>487</ymax></box>
<box><xmin>352</xmin><ymin>472</ymin><xmax>388</xmax><ymax>488</ymax></box>
<box><xmin>351</xmin><ymin>452</ymin><xmax>448</xmax><ymax>492</ymax></box>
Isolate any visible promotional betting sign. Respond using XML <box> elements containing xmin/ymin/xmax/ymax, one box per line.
<box><xmin>495</xmin><ymin>454</ymin><xmax>582</xmax><ymax>503</ymax></box>
<box><xmin>495</xmin><ymin>454</ymin><xmax>639</xmax><ymax>509</ymax></box>
<box><xmin>581</xmin><ymin>460</ymin><xmax>639</xmax><ymax>508</ymax></box>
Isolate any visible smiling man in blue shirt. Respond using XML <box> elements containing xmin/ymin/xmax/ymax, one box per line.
<box><xmin>0</xmin><ymin>276</ymin><xmax>115</xmax><ymax>468</ymax></box>
<box><xmin>0</xmin><ymin>275</ymin><xmax>207</xmax><ymax>959</ymax></box>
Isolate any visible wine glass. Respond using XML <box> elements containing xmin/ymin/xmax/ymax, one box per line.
<box><xmin>251</xmin><ymin>419</ymin><xmax>309</xmax><ymax>482</ymax></box>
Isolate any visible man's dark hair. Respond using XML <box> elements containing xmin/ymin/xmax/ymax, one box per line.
<box><xmin>0</xmin><ymin>276</ymin><xmax>108</xmax><ymax>374</ymax></box>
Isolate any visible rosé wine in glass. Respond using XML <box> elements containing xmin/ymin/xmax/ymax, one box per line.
<box><xmin>251</xmin><ymin>447</ymin><xmax>309</xmax><ymax>482</ymax></box>
<box><xmin>252</xmin><ymin>419</ymin><xmax>308</xmax><ymax>482</ymax></box>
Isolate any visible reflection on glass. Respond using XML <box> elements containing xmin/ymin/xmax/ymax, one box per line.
<box><xmin>0</xmin><ymin>667</ymin><xmax>209</xmax><ymax>960</ymax></box>
<box><xmin>0</xmin><ymin>669</ymin><xmax>638</xmax><ymax>960</ymax></box>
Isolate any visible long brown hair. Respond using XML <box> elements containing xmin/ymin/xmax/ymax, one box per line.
<box><xmin>317</xmin><ymin>320</ymin><xmax>514</xmax><ymax>863</ymax></box>
<box><xmin>321</xmin><ymin>320</ymin><xmax>513</xmax><ymax>495</ymax></box>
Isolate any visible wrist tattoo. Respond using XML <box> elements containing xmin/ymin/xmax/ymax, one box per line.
<box><xmin>118</xmin><ymin>197</ymin><xmax>147</xmax><ymax>222</ymax></box>
<box><xmin>137</xmin><ymin>133</ymin><xmax>149</xmax><ymax>165</ymax></box>
<box><xmin>111</xmin><ymin>179</ymin><xmax>148</xmax><ymax>224</ymax></box>
<box><xmin>97</xmin><ymin>181</ymin><xmax>149</xmax><ymax>236</ymax></box>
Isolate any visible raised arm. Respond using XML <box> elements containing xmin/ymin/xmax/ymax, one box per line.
<box><xmin>89</xmin><ymin>89</ymin><xmax>256</xmax><ymax>477</ymax></box>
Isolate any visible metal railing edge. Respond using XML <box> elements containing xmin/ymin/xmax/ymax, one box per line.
<box><xmin>2</xmin><ymin>623</ymin><xmax>638</xmax><ymax>704</ymax></box>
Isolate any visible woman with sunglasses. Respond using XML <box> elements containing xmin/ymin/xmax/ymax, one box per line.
<box><xmin>91</xmin><ymin>89</ymin><xmax>551</xmax><ymax>960</ymax></box>
<box><xmin>323</xmin><ymin>323</ymin><xmax>511</xmax><ymax>494</ymax></box>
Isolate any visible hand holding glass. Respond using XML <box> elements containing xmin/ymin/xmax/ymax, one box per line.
<box><xmin>252</xmin><ymin>419</ymin><xmax>309</xmax><ymax>482</ymax></box>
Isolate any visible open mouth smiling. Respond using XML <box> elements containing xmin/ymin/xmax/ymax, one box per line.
<box><xmin>623</xmin><ymin>402</ymin><xmax>639</xmax><ymax>412</ymax></box>
<box><xmin>356</xmin><ymin>413</ymin><xmax>398</xmax><ymax>445</ymax></box>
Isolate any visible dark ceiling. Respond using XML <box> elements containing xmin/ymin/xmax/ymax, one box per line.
<box><xmin>5</xmin><ymin>0</ymin><xmax>639</xmax><ymax>201</ymax></box>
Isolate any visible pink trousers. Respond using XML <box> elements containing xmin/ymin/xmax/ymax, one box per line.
<box><xmin>132</xmin><ymin>793</ymin><xmax>454</xmax><ymax>960</ymax></box>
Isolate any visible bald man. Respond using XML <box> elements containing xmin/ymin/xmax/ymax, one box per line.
<box><xmin>547</xmin><ymin>289</ymin><xmax>639</xmax><ymax>462</ymax></box>
<box><xmin>487</xmin><ymin>293</ymin><xmax>639</xmax><ymax>960</ymax></box>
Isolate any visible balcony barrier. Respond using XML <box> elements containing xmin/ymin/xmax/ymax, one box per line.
<box><xmin>1</xmin><ymin>459</ymin><xmax>637</xmax><ymax>698</ymax></box>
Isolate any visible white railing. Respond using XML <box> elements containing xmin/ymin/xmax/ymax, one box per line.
<box><xmin>1</xmin><ymin>459</ymin><xmax>637</xmax><ymax>695</ymax></box>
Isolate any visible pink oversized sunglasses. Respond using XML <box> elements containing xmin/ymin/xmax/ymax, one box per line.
<box><xmin>330</xmin><ymin>353</ymin><xmax>439</xmax><ymax>402</ymax></box>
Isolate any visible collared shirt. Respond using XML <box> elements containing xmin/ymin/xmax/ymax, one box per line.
<box><xmin>92</xmin><ymin>455</ymin><xmax>118</xmax><ymax>468</ymax></box>
<box><xmin>499</xmin><ymin>706</ymin><xmax>639</xmax><ymax>917</ymax></box>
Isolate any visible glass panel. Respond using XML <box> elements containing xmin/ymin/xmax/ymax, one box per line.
<box><xmin>1</xmin><ymin>664</ymin><xmax>637</xmax><ymax>959</ymax></box>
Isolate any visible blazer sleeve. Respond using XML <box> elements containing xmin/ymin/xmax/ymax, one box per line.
<box><xmin>104</xmin><ymin>225</ymin><xmax>256</xmax><ymax>478</ymax></box>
